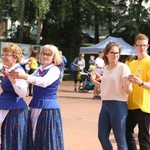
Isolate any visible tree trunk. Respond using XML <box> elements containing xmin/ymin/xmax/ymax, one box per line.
<box><xmin>18</xmin><ymin>0</ymin><xmax>25</xmax><ymax>43</ymax></box>
<box><xmin>36</xmin><ymin>20</ymin><xmax>42</xmax><ymax>45</ymax></box>
<box><xmin>94</xmin><ymin>12</ymin><xmax>99</xmax><ymax>44</ymax></box>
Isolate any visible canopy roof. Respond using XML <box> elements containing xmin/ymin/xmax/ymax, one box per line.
<box><xmin>80</xmin><ymin>36</ymin><xmax>136</xmax><ymax>55</ymax></box>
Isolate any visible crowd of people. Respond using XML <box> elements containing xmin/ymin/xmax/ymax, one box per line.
<box><xmin>0</xmin><ymin>33</ymin><xmax>149</xmax><ymax>150</ymax></box>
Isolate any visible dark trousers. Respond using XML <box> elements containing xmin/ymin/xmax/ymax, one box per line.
<box><xmin>126</xmin><ymin>109</ymin><xmax>150</xmax><ymax>150</ymax></box>
<box><xmin>74</xmin><ymin>71</ymin><xmax>82</xmax><ymax>83</ymax></box>
<box><xmin>28</xmin><ymin>69</ymin><xmax>36</xmax><ymax>95</ymax></box>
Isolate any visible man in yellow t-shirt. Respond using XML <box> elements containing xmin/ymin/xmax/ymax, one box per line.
<box><xmin>126</xmin><ymin>33</ymin><xmax>150</xmax><ymax>150</ymax></box>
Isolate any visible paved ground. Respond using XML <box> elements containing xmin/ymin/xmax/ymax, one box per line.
<box><xmin>25</xmin><ymin>80</ymin><xmax>139</xmax><ymax>150</ymax></box>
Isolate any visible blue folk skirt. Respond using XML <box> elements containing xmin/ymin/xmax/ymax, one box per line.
<box><xmin>1</xmin><ymin>108</ymin><xmax>28</xmax><ymax>150</ymax></box>
<box><xmin>28</xmin><ymin>109</ymin><xmax>64</xmax><ymax>150</ymax></box>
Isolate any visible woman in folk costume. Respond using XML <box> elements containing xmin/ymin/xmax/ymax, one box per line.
<box><xmin>10</xmin><ymin>44</ymin><xmax>64</xmax><ymax>150</ymax></box>
<box><xmin>0</xmin><ymin>43</ymin><xmax>28</xmax><ymax>150</ymax></box>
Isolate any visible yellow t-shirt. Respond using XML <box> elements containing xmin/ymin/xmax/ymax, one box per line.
<box><xmin>125</xmin><ymin>60</ymin><xmax>132</xmax><ymax>66</ymax></box>
<box><xmin>128</xmin><ymin>56</ymin><xmax>150</xmax><ymax>113</ymax></box>
<box><xmin>28</xmin><ymin>57</ymin><xmax>38</xmax><ymax>70</ymax></box>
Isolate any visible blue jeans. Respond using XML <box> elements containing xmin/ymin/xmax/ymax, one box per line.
<box><xmin>98</xmin><ymin>100</ymin><xmax>128</xmax><ymax>150</ymax></box>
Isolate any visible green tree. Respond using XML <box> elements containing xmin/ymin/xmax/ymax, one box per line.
<box><xmin>113</xmin><ymin>0</ymin><xmax>150</xmax><ymax>44</ymax></box>
<box><xmin>0</xmin><ymin>0</ymin><xmax>149</xmax><ymax>54</ymax></box>
<box><xmin>41</xmin><ymin>0</ymin><xmax>84</xmax><ymax>61</ymax></box>
<box><xmin>30</xmin><ymin>0</ymin><xmax>52</xmax><ymax>44</ymax></box>
<box><xmin>17</xmin><ymin>0</ymin><xmax>25</xmax><ymax>43</ymax></box>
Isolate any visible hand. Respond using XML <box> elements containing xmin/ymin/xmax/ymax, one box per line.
<box><xmin>9</xmin><ymin>70</ymin><xmax>24</xmax><ymax>79</ymax></box>
<box><xmin>122</xmin><ymin>76</ymin><xmax>131</xmax><ymax>86</ymax></box>
<box><xmin>0</xmin><ymin>65</ymin><xmax>9</xmax><ymax>76</ymax></box>
<box><xmin>90</xmin><ymin>72</ymin><xmax>96</xmax><ymax>81</ymax></box>
<box><xmin>94</xmin><ymin>72</ymin><xmax>102</xmax><ymax>81</ymax></box>
<box><xmin>90</xmin><ymin>72</ymin><xmax>101</xmax><ymax>81</ymax></box>
<box><xmin>128</xmin><ymin>74</ymin><xmax>143</xmax><ymax>85</ymax></box>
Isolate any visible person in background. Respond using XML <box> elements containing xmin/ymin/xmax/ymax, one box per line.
<box><xmin>19</xmin><ymin>51</ymin><xmax>29</xmax><ymax>72</ymax></box>
<box><xmin>126</xmin><ymin>33</ymin><xmax>150</xmax><ymax>150</ymax></box>
<box><xmin>91</xmin><ymin>42</ymin><xmax>132</xmax><ymax>150</ymax></box>
<box><xmin>72</xmin><ymin>52</ymin><xmax>85</xmax><ymax>91</ymax></box>
<box><xmin>28</xmin><ymin>49</ymin><xmax>38</xmax><ymax>96</ymax></box>
<box><xmin>0</xmin><ymin>43</ymin><xmax>28</xmax><ymax>150</ymax></box>
<box><xmin>10</xmin><ymin>44</ymin><xmax>64</xmax><ymax>150</ymax></box>
<box><xmin>125</xmin><ymin>55</ymin><xmax>134</xmax><ymax>66</ymax></box>
<box><xmin>88</xmin><ymin>55</ymin><xmax>95</xmax><ymax>72</ymax></box>
<box><xmin>93</xmin><ymin>51</ymin><xmax>105</xmax><ymax>100</ymax></box>
<box><xmin>59</xmin><ymin>50</ymin><xmax>67</xmax><ymax>83</ymax></box>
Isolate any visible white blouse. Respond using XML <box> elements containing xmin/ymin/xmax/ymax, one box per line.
<box><xmin>27</xmin><ymin>64</ymin><xmax>60</xmax><ymax>88</ymax></box>
<box><xmin>101</xmin><ymin>62</ymin><xmax>131</xmax><ymax>101</ymax></box>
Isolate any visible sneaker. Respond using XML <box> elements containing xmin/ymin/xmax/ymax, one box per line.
<box><xmin>96</xmin><ymin>95</ymin><xmax>101</xmax><ymax>100</ymax></box>
<box><xmin>92</xmin><ymin>96</ymin><xmax>97</xmax><ymax>100</ymax></box>
<box><xmin>92</xmin><ymin>95</ymin><xmax>101</xmax><ymax>100</ymax></box>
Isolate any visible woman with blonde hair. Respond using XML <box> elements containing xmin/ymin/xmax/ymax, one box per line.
<box><xmin>0</xmin><ymin>43</ymin><xmax>28</xmax><ymax>150</ymax></box>
<box><xmin>10</xmin><ymin>44</ymin><xmax>64</xmax><ymax>150</ymax></box>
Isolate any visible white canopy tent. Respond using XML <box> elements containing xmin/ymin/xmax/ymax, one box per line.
<box><xmin>80</xmin><ymin>36</ymin><xmax>137</xmax><ymax>55</ymax></box>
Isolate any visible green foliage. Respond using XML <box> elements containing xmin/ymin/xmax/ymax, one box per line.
<box><xmin>0</xmin><ymin>0</ymin><xmax>149</xmax><ymax>53</ymax></box>
<box><xmin>30</xmin><ymin>0</ymin><xmax>52</xmax><ymax>20</ymax></box>
<box><xmin>113</xmin><ymin>0</ymin><xmax>150</xmax><ymax>43</ymax></box>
